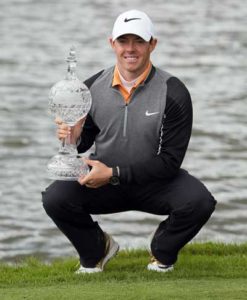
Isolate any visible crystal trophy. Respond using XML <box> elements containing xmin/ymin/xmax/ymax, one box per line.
<box><xmin>47</xmin><ymin>46</ymin><xmax>92</xmax><ymax>180</ymax></box>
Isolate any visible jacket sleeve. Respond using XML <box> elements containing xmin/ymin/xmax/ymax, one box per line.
<box><xmin>76</xmin><ymin>71</ymin><xmax>103</xmax><ymax>153</ymax></box>
<box><xmin>119</xmin><ymin>77</ymin><xmax>193</xmax><ymax>184</ymax></box>
<box><xmin>77</xmin><ymin>114</ymin><xmax>100</xmax><ymax>153</ymax></box>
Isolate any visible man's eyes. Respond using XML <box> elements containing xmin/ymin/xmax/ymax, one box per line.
<box><xmin>117</xmin><ymin>39</ymin><xmax>145</xmax><ymax>44</ymax></box>
<box><xmin>136</xmin><ymin>39</ymin><xmax>145</xmax><ymax>43</ymax></box>
<box><xmin>118</xmin><ymin>39</ymin><xmax>127</xmax><ymax>43</ymax></box>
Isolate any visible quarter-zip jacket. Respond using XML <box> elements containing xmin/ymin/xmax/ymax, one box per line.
<box><xmin>78</xmin><ymin>66</ymin><xmax>193</xmax><ymax>185</ymax></box>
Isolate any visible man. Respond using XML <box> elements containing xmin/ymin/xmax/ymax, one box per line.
<box><xmin>42</xmin><ymin>10</ymin><xmax>216</xmax><ymax>274</ymax></box>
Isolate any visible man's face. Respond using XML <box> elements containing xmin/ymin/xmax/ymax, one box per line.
<box><xmin>110</xmin><ymin>34</ymin><xmax>157</xmax><ymax>78</ymax></box>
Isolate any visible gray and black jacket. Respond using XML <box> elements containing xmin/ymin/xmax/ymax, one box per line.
<box><xmin>78</xmin><ymin>65</ymin><xmax>192</xmax><ymax>185</ymax></box>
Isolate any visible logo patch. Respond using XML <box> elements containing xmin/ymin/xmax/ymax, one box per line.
<box><xmin>145</xmin><ymin>111</ymin><xmax>159</xmax><ymax>116</ymax></box>
<box><xmin>124</xmin><ymin>17</ymin><xmax>141</xmax><ymax>22</ymax></box>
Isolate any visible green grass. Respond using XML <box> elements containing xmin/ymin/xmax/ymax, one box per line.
<box><xmin>0</xmin><ymin>242</ymin><xmax>247</xmax><ymax>299</ymax></box>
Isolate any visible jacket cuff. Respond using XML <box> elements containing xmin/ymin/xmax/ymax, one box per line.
<box><xmin>119</xmin><ymin>166</ymin><xmax>133</xmax><ymax>184</ymax></box>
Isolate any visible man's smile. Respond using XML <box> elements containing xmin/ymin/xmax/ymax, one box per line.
<box><xmin>124</xmin><ymin>55</ymin><xmax>138</xmax><ymax>63</ymax></box>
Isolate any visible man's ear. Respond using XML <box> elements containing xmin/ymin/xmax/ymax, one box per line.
<box><xmin>109</xmin><ymin>37</ymin><xmax>114</xmax><ymax>49</ymax></box>
<box><xmin>150</xmin><ymin>38</ymin><xmax>158</xmax><ymax>52</ymax></box>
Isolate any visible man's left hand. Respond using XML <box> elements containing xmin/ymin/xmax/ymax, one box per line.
<box><xmin>78</xmin><ymin>159</ymin><xmax>113</xmax><ymax>188</ymax></box>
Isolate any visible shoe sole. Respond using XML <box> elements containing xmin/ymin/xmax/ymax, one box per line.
<box><xmin>101</xmin><ymin>237</ymin><xmax>120</xmax><ymax>270</ymax></box>
<box><xmin>75</xmin><ymin>235</ymin><xmax>119</xmax><ymax>274</ymax></box>
<box><xmin>147</xmin><ymin>264</ymin><xmax>174</xmax><ymax>273</ymax></box>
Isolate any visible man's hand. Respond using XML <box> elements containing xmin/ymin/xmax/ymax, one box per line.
<box><xmin>55</xmin><ymin>116</ymin><xmax>86</xmax><ymax>144</ymax></box>
<box><xmin>78</xmin><ymin>159</ymin><xmax>113</xmax><ymax>188</ymax></box>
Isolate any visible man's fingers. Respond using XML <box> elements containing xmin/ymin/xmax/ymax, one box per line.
<box><xmin>55</xmin><ymin>118</ymin><xmax>70</xmax><ymax>131</ymax></box>
<box><xmin>84</xmin><ymin>158</ymin><xmax>99</xmax><ymax>167</ymax></box>
<box><xmin>55</xmin><ymin>117</ymin><xmax>63</xmax><ymax>125</ymax></box>
<box><xmin>78</xmin><ymin>174</ymin><xmax>91</xmax><ymax>185</ymax></box>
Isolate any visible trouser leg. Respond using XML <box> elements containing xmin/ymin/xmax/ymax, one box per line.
<box><xmin>42</xmin><ymin>181</ymin><xmax>128</xmax><ymax>267</ymax></box>
<box><xmin>132</xmin><ymin>170</ymin><xmax>217</xmax><ymax>265</ymax></box>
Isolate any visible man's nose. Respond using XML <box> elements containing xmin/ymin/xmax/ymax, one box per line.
<box><xmin>125</xmin><ymin>41</ymin><xmax>135</xmax><ymax>51</ymax></box>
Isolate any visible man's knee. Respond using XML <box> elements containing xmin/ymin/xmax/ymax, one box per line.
<box><xmin>172</xmin><ymin>189</ymin><xmax>216</xmax><ymax>224</ymax></box>
<box><xmin>191</xmin><ymin>190</ymin><xmax>217</xmax><ymax>222</ymax></box>
<box><xmin>171</xmin><ymin>171</ymin><xmax>216</xmax><ymax>221</ymax></box>
<box><xmin>41</xmin><ymin>182</ymin><xmax>67</xmax><ymax>218</ymax></box>
<box><xmin>42</xmin><ymin>188</ymin><xmax>58</xmax><ymax>218</ymax></box>
<box><xmin>42</xmin><ymin>181</ymin><xmax>87</xmax><ymax>219</ymax></box>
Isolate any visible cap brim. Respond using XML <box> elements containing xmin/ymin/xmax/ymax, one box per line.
<box><xmin>112</xmin><ymin>30</ymin><xmax>151</xmax><ymax>42</ymax></box>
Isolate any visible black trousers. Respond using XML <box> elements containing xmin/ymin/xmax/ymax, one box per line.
<box><xmin>42</xmin><ymin>169</ymin><xmax>216</xmax><ymax>267</ymax></box>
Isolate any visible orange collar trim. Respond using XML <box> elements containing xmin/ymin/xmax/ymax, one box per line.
<box><xmin>112</xmin><ymin>62</ymin><xmax>152</xmax><ymax>88</ymax></box>
<box><xmin>112</xmin><ymin>63</ymin><xmax>152</xmax><ymax>102</ymax></box>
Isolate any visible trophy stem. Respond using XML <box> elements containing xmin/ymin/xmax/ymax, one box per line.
<box><xmin>59</xmin><ymin>126</ymin><xmax>77</xmax><ymax>156</ymax></box>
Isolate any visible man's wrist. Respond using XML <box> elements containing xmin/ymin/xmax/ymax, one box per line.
<box><xmin>109</xmin><ymin>166</ymin><xmax>120</xmax><ymax>185</ymax></box>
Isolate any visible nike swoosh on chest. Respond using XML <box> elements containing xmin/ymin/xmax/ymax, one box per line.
<box><xmin>145</xmin><ymin>110</ymin><xmax>160</xmax><ymax>116</ymax></box>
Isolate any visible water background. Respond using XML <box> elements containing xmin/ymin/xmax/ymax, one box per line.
<box><xmin>0</xmin><ymin>0</ymin><xmax>246</xmax><ymax>262</ymax></box>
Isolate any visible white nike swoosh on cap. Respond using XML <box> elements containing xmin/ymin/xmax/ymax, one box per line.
<box><xmin>145</xmin><ymin>110</ymin><xmax>159</xmax><ymax>116</ymax></box>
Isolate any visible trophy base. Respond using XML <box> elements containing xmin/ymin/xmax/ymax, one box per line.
<box><xmin>47</xmin><ymin>153</ymin><xmax>89</xmax><ymax>181</ymax></box>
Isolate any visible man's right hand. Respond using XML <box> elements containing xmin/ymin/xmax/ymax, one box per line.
<box><xmin>55</xmin><ymin>116</ymin><xmax>86</xmax><ymax>144</ymax></box>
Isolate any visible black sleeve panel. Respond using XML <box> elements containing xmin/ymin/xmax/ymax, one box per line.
<box><xmin>76</xmin><ymin>71</ymin><xmax>103</xmax><ymax>153</ymax></box>
<box><xmin>84</xmin><ymin>70</ymin><xmax>104</xmax><ymax>89</ymax></box>
<box><xmin>120</xmin><ymin>76</ymin><xmax>193</xmax><ymax>184</ymax></box>
<box><xmin>77</xmin><ymin>114</ymin><xmax>100</xmax><ymax>153</ymax></box>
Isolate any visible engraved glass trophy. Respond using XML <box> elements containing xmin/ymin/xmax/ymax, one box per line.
<box><xmin>47</xmin><ymin>46</ymin><xmax>92</xmax><ymax>180</ymax></box>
